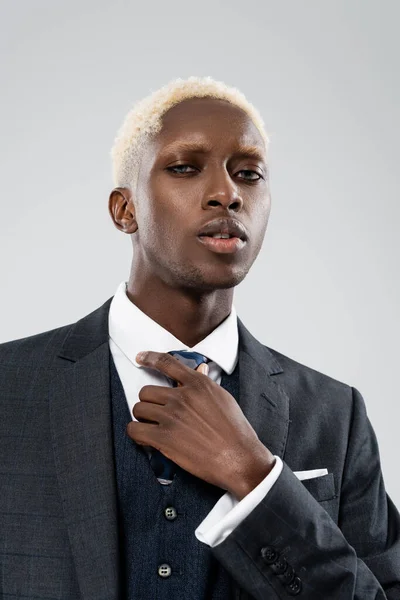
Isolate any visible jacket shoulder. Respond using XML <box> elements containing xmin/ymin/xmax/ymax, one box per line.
<box><xmin>266</xmin><ymin>345</ymin><xmax>354</xmax><ymax>411</ymax></box>
<box><xmin>0</xmin><ymin>323</ymin><xmax>74</xmax><ymax>368</ymax></box>
<box><xmin>0</xmin><ymin>296</ymin><xmax>113</xmax><ymax>369</ymax></box>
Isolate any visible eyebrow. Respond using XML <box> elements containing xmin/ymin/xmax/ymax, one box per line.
<box><xmin>160</xmin><ymin>141</ymin><xmax>267</xmax><ymax>164</ymax></box>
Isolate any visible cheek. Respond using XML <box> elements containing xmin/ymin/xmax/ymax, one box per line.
<box><xmin>150</xmin><ymin>181</ymin><xmax>196</xmax><ymax>237</ymax></box>
<box><xmin>136</xmin><ymin>181</ymin><xmax>172</xmax><ymax>236</ymax></box>
<box><xmin>250</xmin><ymin>195</ymin><xmax>271</xmax><ymax>250</ymax></box>
<box><xmin>252</xmin><ymin>192</ymin><xmax>271</xmax><ymax>226</ymax></box>
<box><xmin>139</xmin><ymin>195</ymin><xmax>187</xmax><ymax>252</ymax></box>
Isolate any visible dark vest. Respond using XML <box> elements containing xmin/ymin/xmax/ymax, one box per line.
<box><xmin>109</xmin><ymin>350</ymin><xmax>241</xmax><ymax>600</ymax></box>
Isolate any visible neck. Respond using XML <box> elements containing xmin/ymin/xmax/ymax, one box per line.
<box><xmin>126</xmin><ymin>268</ymin><xmax>234</xmax><ymax>348</ymax></box>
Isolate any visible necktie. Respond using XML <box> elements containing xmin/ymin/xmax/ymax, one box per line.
<box><xmin>149</xmin><ymin>350</ymin><xmax>210</xmax><ymax>485</ymax></box>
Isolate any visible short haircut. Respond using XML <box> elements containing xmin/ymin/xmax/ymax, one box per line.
<box><xmin>111</xmin><ymin>76</ymin><xmax>270</xmax><ymax>190</ymax></box>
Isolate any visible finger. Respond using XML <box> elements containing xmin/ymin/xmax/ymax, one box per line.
<box><xmin>138</xmin><ymin>384</ymin><xmax>171</xmax><ymax>405</ymax></box>
<box><xmin>196</xmin><ymin>363</ymin><xmax>209</xmax><ymax>376</ymax></box>
<box><xmin>136</xmin><ymin>351</ymin><xmax>192</xmax><ymax>385</ymax></box>
<box><xmin>133</xmin><ymin>401</ymin><xmax>165</xmax><ymax>424</ymax></box>
<box><xmin>126</xmin><ymin>420</ymin><xmax>160</xmax><ymax>447</ymax></box>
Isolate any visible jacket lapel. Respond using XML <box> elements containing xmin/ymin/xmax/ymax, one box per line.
<box><xmin>49</xmin><ymin>298</ymin><xmax>290</xmax><ymax>600</ymax></box>
<box><xmin>50</xmin><ymin>298</ymin><xmax>122</xmax><ymax>600</ymax></box>
<box><xmin>236</xmin><ymin>317</ymin><xmax>290</xmax><ymax>459</ymax></box>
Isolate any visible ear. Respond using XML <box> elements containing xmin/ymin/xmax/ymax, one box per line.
<box><xmin>108</xmin><ymin>187</ymin><xmax>138</xmax><ymax>234</ymax></box>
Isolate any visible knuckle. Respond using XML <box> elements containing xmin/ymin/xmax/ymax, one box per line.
<box><xmin>175</xmin><ymin>389</ymin><xmax>187</xmax><ymax>406</ymax></box>
<box><xmin>169</xmin><ymin>408</ymin><xmax>182</xmax><ymax>425</ymax></box>
<box><xmin>192</xmin><ymin>375</ymin><xmax>208</xmax><ymax>394</ymax></box>
<box><xmin>157</xmin><ymin>353</ymin><xmax>172</xmax><ymax>368</ymax></box>
<box><xmin>192</xmin><ymin>376</ymin><xmax>204</xmax><ymax>391</ymax></box>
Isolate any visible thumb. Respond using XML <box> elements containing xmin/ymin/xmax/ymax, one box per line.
<box><xmin>197</xmin><ymin>363</ymin><xmax>209</xmax><ymax>376</ymax></box>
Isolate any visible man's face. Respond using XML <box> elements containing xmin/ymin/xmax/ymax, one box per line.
<box><xmin>132</xmin><ymin>97</ymin><xmax>271</xmax><ymax>292</ymax></box>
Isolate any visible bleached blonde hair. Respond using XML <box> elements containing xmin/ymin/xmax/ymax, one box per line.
<box><xmin>111</xmin><ymin>76</ymin><xmax>269</xmax><ymax>190</ymax></box>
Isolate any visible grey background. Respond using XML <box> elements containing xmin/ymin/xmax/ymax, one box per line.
<box><xmin>1</xmin><ymin>1</ymin><xmax>399</xmax><ymax>504</ymax></box>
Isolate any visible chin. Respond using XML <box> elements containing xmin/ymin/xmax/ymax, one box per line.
<box><xmin>168</xmin><ymin>260</ymin><xmax>250</xmax><ymax>291</ymax></box>
<box><xmin>200</xmin><ymin>268</ymin><xmax>249</xmax><ymax>290</ymax></box>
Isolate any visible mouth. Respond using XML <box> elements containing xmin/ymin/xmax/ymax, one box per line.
<box><xmin>197</xmin><ymin>234</ymin><xmax>247</xmax><ymax>254</ymax></box>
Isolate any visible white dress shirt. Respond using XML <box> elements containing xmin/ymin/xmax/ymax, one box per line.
<box><xmin>108</xmin><ymin>281</ymin><xmax>283</xmax><ymax>547</ymax></box>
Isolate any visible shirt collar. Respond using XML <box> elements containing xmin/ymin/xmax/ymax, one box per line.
<box><xmin>108</xmin><ymin>281</ymin><xmax>238</xmax><ymax>374</ymax></box>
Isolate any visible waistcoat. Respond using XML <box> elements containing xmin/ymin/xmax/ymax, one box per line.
<box><xmin>109</xmin><ymin>350</ymin><xmax>242</xmax><ymax>599</ymax></box>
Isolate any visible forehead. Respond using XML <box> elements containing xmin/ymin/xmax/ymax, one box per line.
<box><xmin>153</xmin><ymin>97</ymin><xmax>266</xmax><ymax>156</ymax></box>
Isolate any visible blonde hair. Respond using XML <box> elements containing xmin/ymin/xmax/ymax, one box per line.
<box><xmin>111</xmin><ymin>76</ymin><xmax>269</xmax><ymax>190</ymax></box>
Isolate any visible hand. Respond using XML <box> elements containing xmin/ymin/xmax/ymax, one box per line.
<box><xmin>126</xmin><ymin>351</ymin><xmax>276</xmax><ymax>500</ymax></box>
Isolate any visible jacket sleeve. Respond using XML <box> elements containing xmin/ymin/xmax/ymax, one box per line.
<box><xmin>211</xmin><ymin>386</ymin><xmax>400</xmax><ymax>599</ymax></box>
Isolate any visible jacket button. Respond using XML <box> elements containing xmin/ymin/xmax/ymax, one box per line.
<box><xmin>261</xmin><ymin>546</ymin><xmax>279</xmax><ymax>564</ymax></box>
<box><xmin>287</xmin><ymin>575</ymin><xmax>302</xmax><ymax>595</ymax></box>
<box><xmin>158</xmin><ymin>563</ymin><xmax>172</xmax><ymax>578</ymax></box>
<box><xmin>164</xmin><ymin>506</ymin><xmax>178</xmax><ymax>521</ymax></box>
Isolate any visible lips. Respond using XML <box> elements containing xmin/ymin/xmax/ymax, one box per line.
<box><xmin>197</xmin><ymin>218</ymin><xmax>248</xmax><ymax>241</ymax></box>
<box><xmin>197</xmin><ymin>235</ymin><xmax>246</xmax><ymax>254</ymax></box>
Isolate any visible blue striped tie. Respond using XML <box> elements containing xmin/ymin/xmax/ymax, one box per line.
<box><xmin>149</xmin><ymin>350</ymin><xmax>210</xmax><ymax>484</ymax></box>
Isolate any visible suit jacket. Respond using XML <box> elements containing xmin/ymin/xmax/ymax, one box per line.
<box><xmin>0</xmin><ymin>296</ymin><xmax>399</xmax><ymax>600</ymax></box>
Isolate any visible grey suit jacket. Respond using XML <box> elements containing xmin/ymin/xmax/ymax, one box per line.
<box><xmin>1</xmin><ymin>297</ymin><xmax>399</xmax><ymax>599</ymax></box>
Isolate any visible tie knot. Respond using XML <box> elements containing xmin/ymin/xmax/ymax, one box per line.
<box><xmin>168</xmin><ymin>350</ymin><xmax>209</xmax><ymax>370</ymax></box>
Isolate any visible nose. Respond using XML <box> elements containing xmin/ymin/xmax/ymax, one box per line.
<box><xmin>202</xmin><ymin>167</ymin><xmax>243</xmax><ymax>211</ymax></box>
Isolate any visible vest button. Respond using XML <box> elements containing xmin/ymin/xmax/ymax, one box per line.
<box><xmin>158</xmin><ymin>563</ymin><xmax>172</xmax><ymax>578</ymax></box>
<box><xmin>164</xmin><ymin>506</ymin><xmax>178</xmax><ymax>521</ymax></box>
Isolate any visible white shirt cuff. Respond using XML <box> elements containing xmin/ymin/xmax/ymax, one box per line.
<box><xmin>195</xmin><ymin>455</ymin><xmax>283</xmax><ymax>547</ymax></box>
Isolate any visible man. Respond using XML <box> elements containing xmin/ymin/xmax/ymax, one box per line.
<box><xmin>0</xmin><ymin>76</ymin><xmax>399</xmax><ymax>599</ymax></box>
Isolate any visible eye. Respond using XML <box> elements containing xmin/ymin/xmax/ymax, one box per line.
<box><xmin>166</xmin><ymin>164</ymin><xmax>197</xmax><ymax>174</ymax></box>
<box><xmin>236</xmin><ymin>169</ymin><xmax>263</xmax><ymax>181</ymax></box>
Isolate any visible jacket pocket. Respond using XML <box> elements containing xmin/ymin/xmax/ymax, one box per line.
<box><xmin>300</xmin><ymin>472</ymin><xmax>336</xmax><ymax>502</ymax></box>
